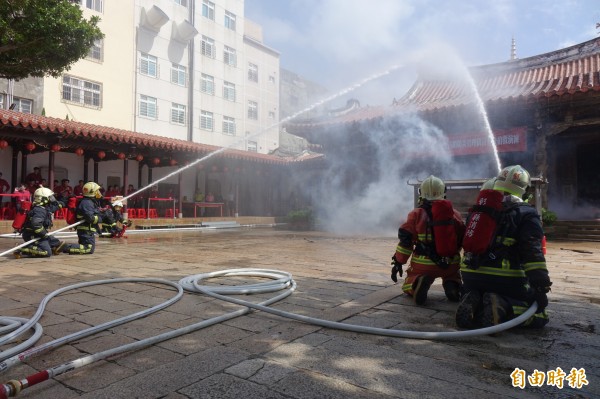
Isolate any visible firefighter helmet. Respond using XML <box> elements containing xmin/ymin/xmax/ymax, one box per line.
<box><xmin>481</xmin><ymin>178</ymin><xmax>496</xmax><ymax>191</ymax></box>
<box><xmin>83</xmin><ymin>182</ymin><xmax>102</xmax><ymax>198</ymax></box>
<box><xmin>493</xmin><ymin>165</ymin><xmax>530</xmax><ymax>197</ymax></box>
<box><xmin>419</xmin><ymin>175</ymin><xmax>446</xmax><ymax>201</ymax></box>
<box><xmin>113</xmin><ymin>201</ymin><xmax>123</xmax><ymax>209</ymax></box>
<box><xmin>33</xmin><ymin>187</ymin><xmax>54</xmax><ymax>205</ymax></box>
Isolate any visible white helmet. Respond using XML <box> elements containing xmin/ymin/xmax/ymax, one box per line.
<box><xmin>419</xmin><ymin>175</ymin><xmax>446</xmax><ymax>201</ymax></box>
<box><xmin>112</xmin><ymin>201</ymin><xmax>124</xmax><ymax>208</ymax></box>
<box><xmin>494</xmin><ymin>165</ymin><xmax>530</xmax><ymax>197</ymax></box>
<box><xmin>33</xmin><ymin>187</ymin><xmax>54</xmax><ymax>204</ymax></box>
<box><xmin>481</xmin><ymin>178</ymin><xmax>496</xmax><ymax>191</ymax></box>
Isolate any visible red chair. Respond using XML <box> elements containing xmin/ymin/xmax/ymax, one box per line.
<box><xmin>54</xmin><ymin>208</ymin><xmax>67</xmax><ymax>219</ymax></box>
<box><xmin>127</xmin><ymin>208</ymin><xmax>137</xmax><ymax>219</ymax></box>
<box><xmin>164</xmin><ymin>208</ymin><xmax>179</xmax><ymax>218</ymax></box>
<box><xmin>148</xmin><ymin>208</ymin><xmax>158</xmax><ymax>218</ymax></box>
<box><xmin>136</xmin><ymin>208</ymin><xmax>147</xmax><ymax>219</ymax></box>
<box><xmin>1</xmin><ymin>206</ymin><xmax>16</xmax><ymax>220</ymax></box>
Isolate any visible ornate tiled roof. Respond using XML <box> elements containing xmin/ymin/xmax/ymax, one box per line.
<box><xmin>0</xmin><ymin>110</ymin><xmax>322</xmax><ymax>164</ymax></box>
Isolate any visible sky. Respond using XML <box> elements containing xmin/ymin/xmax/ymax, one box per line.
<box><xmin>245</xmin><ymin>0</ymin><xmax>600</xmax><ymax>109</ymax></box>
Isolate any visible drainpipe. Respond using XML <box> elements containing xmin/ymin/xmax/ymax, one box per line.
<box><xmin>187</xmin><ymin>0</ymin><xmax>195</xmax><ymax>142</ymax></box>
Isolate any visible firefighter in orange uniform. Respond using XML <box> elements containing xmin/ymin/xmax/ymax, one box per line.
<box><xmin>391</xmin><ymin>175</ymin><xmax>466</xmax><ymax>305</ymax></box>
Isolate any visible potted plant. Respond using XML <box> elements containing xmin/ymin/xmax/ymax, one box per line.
<box><xmin>286</xmin><ymin>208</ymin><xmax>314</xmax><ymax>230</ymax></box>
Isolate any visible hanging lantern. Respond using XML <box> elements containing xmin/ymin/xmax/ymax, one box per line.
<box><xmin>118</xmin><ymin>152</ymin><xmax>126</xmax><ymax>160</ymax></box>
<box><xmin>135</xmin><ymin>154</ymin><xmax>144</xmax><ymax>162</ymax></box>
<box><xmin>25</xmin><ymin>141</ymin><xmax>36</xmax><ymax>152</ymax></box>
<box><xmin>211</xmin><ymin>165</ymin><xmax>218</xmax><ymax>172</ymax></box>
<box><xmin>75</xmin><ymin>147</ymin><xmax>84</xmax><ymax>156</ymax></box>
<box><xmin>0</xmin><ymin>139</ymin><xmax>8</xmax><ymax>150</ymax></box>
<box><xmin>234</xmin><ymin>167</ymin><xmax>241</xmax><ymax>173</ymax></box>
<box><xmin>184</xmin><ymin>160</ymin><xmax>190</xmax><ymax>166</ymax></box>
<box><xmin>169</xmin><ymin>159</ymin><xmax>177</xmax><ymax>166</ymax></box>
<box><xmin>97</xmin><ymin>150</ymin><xmax>106</xmax><ymax>160</ymax></box>
<box><xmin>153</xmin><ymin>157</ymin><xmax>160</xmax><ymax>166</ymax></box>
<box><xmin>223</xmin><ymin>166</ymin><xmax>229</xmax><ymax>173</ymax></box>
<box><xmin>50</xmin><ymin>144</ymin><xmax>61</xmax><ymax>152</ymax></box>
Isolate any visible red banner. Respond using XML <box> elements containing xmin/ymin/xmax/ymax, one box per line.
<box><xmin>448</xmin><ymin>127</ymin><xmax>527</xmax><ymax>155</ymax></box>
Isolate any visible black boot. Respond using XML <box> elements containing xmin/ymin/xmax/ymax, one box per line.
<box><xmin>481</xmin><ymin>292</ymin><xmax>512</xmax><ymax>327</ymax></box>
<box><xmin>443</xmin><ymin>280</ymin><xmax>461</xmax><ymax>302</ymax></box>
<box><xmin>456</xmin><ymin>291</ymin><xmax>482</xmax><ymax>329</ymax></box>
<box><xmin>413</xmin><ymin>275</ymin><xmax>433</xmax><ymax>305</ymax></box>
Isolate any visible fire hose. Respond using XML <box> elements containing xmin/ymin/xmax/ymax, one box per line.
<box><xmin>0</xmin><ymin>269</ymin><xmax>538</xmax><ymax>398</ymax></box>
<box><xmin>0</xmin><ymin>221</ymin><xmax>83</xmax><ymax>258</ymax></box>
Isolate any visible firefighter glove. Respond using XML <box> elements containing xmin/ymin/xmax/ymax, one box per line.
<box><xmin>390</xmin><ymin>255</ymin><xmax>403</xmax><ymax>283</ymax></box>
<box><xmin>533</xmin><ymin>285</ymin><xmax>551</xmax><ymax>312</ymax></box>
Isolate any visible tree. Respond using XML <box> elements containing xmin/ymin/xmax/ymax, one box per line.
<box><xmin>0</xmin><ymin>0</ymin><xmax>104</xmax><ymax>81</ymax></box>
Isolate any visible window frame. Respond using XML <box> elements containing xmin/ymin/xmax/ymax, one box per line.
<box><xmin>201</xmin><ymin>36</ymin><xmax>215</xmax><ymax>58</ymax></box>
<box><xmin>139</xmin><ymin>94</ymin><xmax>158</xmax><ymax>119</ymax></box>
<box><xmin>247</xmin><ymin>141</ymin><xmax>258</xmax><ymax>152</ymax></box>
<box><xmin>87</xmin><ymin>39</ymin><xmax>103</xmax><ymax>62</ymax></box>
<box><xmin>222</xmin><ymin>116</ymin><xmax>236</xmax><ymax>136</ymax></box>
<box><xmin>247</xmin><ymin>100</ymin><xmax>258</xmax><ymax>120</ymax></box>
<box><xmin>223</xmin><ymin>46</ymin><xmax>237</xmax><ymax>67</ymax></box>
<box><xmin>171</xmin><ymin>63</ymin><xmax>186</xmax><ymax>86</ymax></box>
<box><xmin>140</xmin><ymin>53</ymin><xmax>158</xmax><ymax>78</ymax></box>
<box><xmin>224</xmin><ymin>11</ymin><xmax>236</xmax><ymax>31</ymax></box>
<box><xmin>62</xmin><ymin>75</ymin><xmax>102</xmax><ymax>109</ymax></box>
<box><xmin>170</xmin><ymin>103</ymin><xmax>186</xmax><ymax>125</ymax></box>
<box><xmin>223</xmin><ymin>81</ymin><xmax>236</xmax><ymax>102</ymax></box>
<box><xmin>200</xmin><ymin>110</ymin><xmax>214</xmax><ymax>131</ymax></box>
<box><xmin>201</xmin><ymin>73</ymin><xmax>215</xmax><ymax>95</ymax></box>
<box><xmin>248</xmin><ymin>63</ymin><xmax>258</xmax><ymax>82</ymax></box>
<box><xmin>202</xmin><ymin>0</ymin><xmax>215</xmax><ymax>20</ymax></box>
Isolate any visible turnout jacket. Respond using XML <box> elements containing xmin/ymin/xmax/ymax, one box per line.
<box><xmin>461</xmin><ymin>197</ymin><xmax>551</xmax><ymax>295</ymax></box>
<box><xmin>22</xmin><ymin>202</ymin><xmax>62</xmax><ymax>238</ymax></box>
<box><xmin>76</xmin><ymin>197</ymin><xmax>102</xmax><ymax>233</ymax></box>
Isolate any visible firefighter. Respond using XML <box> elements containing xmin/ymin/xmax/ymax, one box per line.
<box><xmin>14</xmin><ymin>187</ymin><xmax>65</xmax><ymax>258</ymax></box>
<box><xmin>456</xmin><ymin>165</ymin><xmax>552</xmax><ymax>329</ymax></box>
<box><xmin>100</xmin><ymin>201</ymin><xmax>131</xmax><ymax>238</ymax></box>
<box><xmin>61</xmin><ymin>182</ymin><xmax>103</xmax><ymax>255</ymax></box>
<box><xmin>391</xmin><ymin>175</ymin><xmax>466</xmax><ymax>305</ymax></box>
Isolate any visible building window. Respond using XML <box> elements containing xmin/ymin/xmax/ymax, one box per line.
<box><xmin>11</xmin><ymin>97</ymin><xmax>33</xmax><ymax>113</ymax></box>
<box><xmin>201</xmin><ymin>36</ymin><xmax>215</xmax><ymax>58</ymax></box>
<box><xmin>247</xmin><ymin>141</ymin><xmax>257</xmax><ymax>152</ymax></box>
<box><xmin>171</xmin><ymin>63</ymin><xmax>186</xmax><ymax>86</ymax></box>
<box><xmin>268</xmin><ymin>111</ymin><xmax>275</xmax><ymax>119</ymax></box>
<box><xmin>173</xmin><ymin>0</ymin><xmax>188</xmax><ymax>6</ymax></box>
<box><xmin>200</xmin><ymin>110</ymin><xmax>214</xmax><ymax>131</ymax></box>
<box><xmin>224</xmin><ymin>11</ymin><xmax>236</xmax><ymax>31</ymax></box>
<box><xmin>201</xmin><ymin>73</ymin><xmax>214</xmax><ymax>95</ymax></box>
<box><xmin>171</xmin><ymin>103</ymin><xmax>186</xmax><ymax>125</ymax></box>
<box><xmin>140</xmin><ymin>53</ymin><xmax>158</xmax><ymax>77</ymax></box>
<box><xmin>269</xmin><ymin>75</ymin><xmax>276</xmax><ymax>83</ymax></box>
<box><xmin>248</xmin><ymin>63</ymin><xmax>258</xmax><ymax>82</ymax></box>
<box><xmin>223</xmin><ymin>46</ymin><xmax>237</xmax><ymax>67</ymax></box>
<box><xmin>222</xmin><ymin>116</ymin><xmax>236</xmax><ymax>135</ymax></box>
<box><xmin>223</xmin><ymin>81</ymin><xmax>236</xmax><ymax>101</ymax></box>
<box><xmin>139</xmin><ymin>95</ymin><xmax>157</xmax><ymax>119</ymax></box>
<box><xmin>83</xmin><ymin>0</ymin><xmax>103</xmax><ymax>12</ymax></box>
<box><xmin>202</xmin><ymin>0</ymin><xmax>215</xmax><ymax>20</ymax></box>
<box><xmin>87</xmin><ymin>39</ymin><xmax>103</xmax><ymax>62</ymax></box>
<box><xmin>247</xmin><ymin>100</ymin><xmax>258</xmax><ymax>120</ymax></box>
<box><xmin>62</xmin><ymin>75</ymin><xmax>102</xmax><ymax>108</ymax></box>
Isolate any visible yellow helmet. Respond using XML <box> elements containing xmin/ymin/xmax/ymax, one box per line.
<box><xmin>83</xmin><ymin>182</ymin><xmax>102</xmax><ymax>198</ymax></box>
<box><xmin>33</xmin><ymin>187</ymin><xmax>54</xmax><ymax>204</ymax></box>
<box><xmin>481</xmin><ymin>178</ymin><xmax>496</xmax><ymax>191</ymax></box>
<box><xmin>419</xmin><ymin>175</ymin><xmax>446</xmax><ymax>201</ymax></box>
<box><xmin>494</xmin><ymin>165</ymin><xmax>530</xmax><ymax>197</ymax></box>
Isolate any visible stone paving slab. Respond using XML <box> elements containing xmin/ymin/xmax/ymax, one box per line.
<box><xmin>0</xmin><ymin>229</ymin><xmax>598</xmax><ymax>398</ymax></box>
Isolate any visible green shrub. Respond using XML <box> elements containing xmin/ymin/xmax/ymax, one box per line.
<box><xmin>286</xmin><ymin>208</ymin><xmax>313</xmax><ymax>224</ymax></box>
<box><xmin>541</xmin><ymin>208</ymin><xmax>557</xmax><ymax>226</ymax></box>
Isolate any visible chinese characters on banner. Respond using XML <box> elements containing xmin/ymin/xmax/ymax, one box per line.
<box><xmin>448</xmin><ymin>127</ymin><xmax>527</xmax><ymax>156</ymax></box>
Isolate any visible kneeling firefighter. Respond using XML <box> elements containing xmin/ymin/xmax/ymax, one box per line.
<box><xmin>100</xmin><ymin>201</ymin><xmax>131</xmax><ymax>238</ymax></box>
<box><xmin>456</xmin><ymin>165</ymin><xmax>552</xmax><ymax>329</ymax></box>
<box><xmin>62</xmin><ymin>182</ymin><xmax>103</xmax><ymax>255</ymax></box>
<box><xmin>14</xmin><ymin>187</ymin><xmax>65</xmax><ymax>258</ymax></box>
<box><xmin>391</xmin><ymin>175</ymin><xmax>466</xmax><ymax>305</ymax></box>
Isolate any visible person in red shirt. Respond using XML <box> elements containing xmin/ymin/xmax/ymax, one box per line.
<box><xmin>25</xmin><ymin>167</ymin><xmax>43</xmax><ymax>191</ymax></box>
<box><xmin>55</xmin><ymin>179</ymin><xmax>73</xmax><ymax>201</ymax></box>
<box><xmin>14</xmin><ymin>184</ymin><xmax>31</xmax><ymax>210</ymax></box>
<box><xmin>74</xmin><ymin>180</ymin><xmax>84</xmax><ymax>196</ymax></box>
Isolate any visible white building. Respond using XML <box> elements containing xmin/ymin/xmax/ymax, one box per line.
<box><xmin>8</xmin><ymin>0</ymin><xmax>280</xmax><ymax>155</ymax></box>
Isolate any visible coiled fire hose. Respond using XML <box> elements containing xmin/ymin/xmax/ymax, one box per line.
<box><xmin>0</xmin><ymin>269</ymin><xmax>538</xmax><ymax>398</ymax></box>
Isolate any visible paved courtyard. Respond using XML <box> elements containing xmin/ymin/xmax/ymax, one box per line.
<box><xmin>0</xmin><ymin>228</ymin><xmax>597</xmax><ymax>398</ymax></box>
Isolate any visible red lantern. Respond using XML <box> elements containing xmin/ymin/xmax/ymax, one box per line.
<box><xmin>25</xmin><ymin>142</ymin><xmax>36</xmax><ymax>152</ymax></box>
<box><xmin>0</xmin><ymin>139</ymin><xmax>8</xmax><ymax>149</ymax></box>
<box><xmin>169</xmin><ymin>159</ymin><xmax>177</xmax><ymax>166</ymax></box>
<box><xmin>211</xmin><ymin>165</ymin><xmax>218</xmax><ymax>172</ymax></box>
<box><xmin>234</xmin><ymin>167</ymin><xmax>241</xmax><ymax>173</ymax></box>
<box><xmin>118</xmin><ymin>152</ymin><xmax>126</xmax><ymax>160</ymax></box>
<box><xmin>75</xmin><ymin>147</ymin><xmax>84</xmax><ymax>156</ymax></box>
<box><xmin>153</xmin><ymin>157</ymin><xmax>160</xmax><ymax>166</ymax></box>
<box><xmin>50</xmin><ymin>144</ymin><xmax>61</xmax><ymax>152</ymax></box>
<box><xmin>97</xmin><ymin>150</ymin><xmax>106</xmax><ymax>160</ymax></box>
<box><xmin>135</xmin><ymin>154</ymin><xmax>144</xmax><ymax>162</ymax></box>
<box><xmin>223</xmin><ymin>166</ymin><xmax>229</xmax><ymax>173</ymax></box>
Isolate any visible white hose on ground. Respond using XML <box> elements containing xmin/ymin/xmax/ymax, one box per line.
<box><xmin>0</xmin><ymin>268</ymin><xmax>539</xmax><ymax>397</ymax></box>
